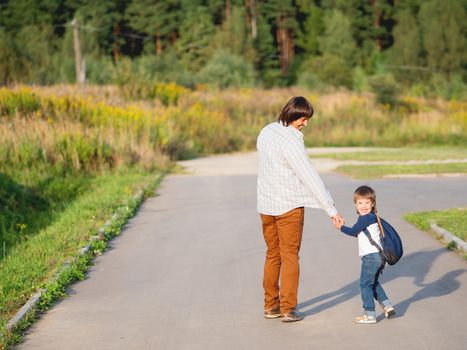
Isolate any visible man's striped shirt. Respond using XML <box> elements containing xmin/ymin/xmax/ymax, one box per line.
<box><xmin>256</xmin><ymin>122</ymin><xmax>337</xmax><ymax>217</ymax></box>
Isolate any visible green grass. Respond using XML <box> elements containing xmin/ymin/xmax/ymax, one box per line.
<box><xmin>0</xmin><ymin>170</ymin><xmax>163</xmax><ymax>331</ymax></box>
<box><xmin>310</xmin><ymin>147</ymin><xmax>467</xmax><ymax>161</ymax></box>
<box><xmin>336</xmin><ymin>162</ymin><xmax>467</xmax><ymax>179</ymax></box>
<box><xmin>405</xmin><ymin>208</ymin><xmax>467</xmax><ymax>242</ymax></box>
<box><xmin>0</xmin><ymin>171</ymin><xmax>94</xmax><ymax>260</ymax></box>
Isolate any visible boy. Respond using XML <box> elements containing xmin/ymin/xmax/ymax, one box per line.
<box><xmin>338</xmin><ymin>185</ymin><xmax>395</xmax><ymax>324</ymax></box>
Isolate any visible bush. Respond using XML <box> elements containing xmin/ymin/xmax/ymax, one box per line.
<box><xmin>0</xmin><ymin>29</ymin><xmax>23</xmax><ymax>85</ymax></box>
<box><xmin>86</xmin><ymin>57</ymin><xmax>115</xmax><ymax>84</ymax></box>
<box><xmin>430</xmin><ymin>74</ymin><xmax>467</xmax><ymax>100</ymax></box>
<box><xmin>198</xmin><ymin>50</ymin><xmax>255</xmax><ymax>88</ymax></box>
<box><xmin>368</xmin><ymin>73</ymin><xmax>400</xmax><ymax>106</ymax></box>
<box><xmin>352</xmin><ymin>66</ymin><xmax>370</xmax><ymax>92</ymax></box>
<box><xmin>298</xmin><ymin>54</ymin><xmax>353</xmax><ymax>89</ymax></box>
<box><xmin>134</xmin><ymin>52</ymin><xmax>194</xmax><ymax>86</ymax></box>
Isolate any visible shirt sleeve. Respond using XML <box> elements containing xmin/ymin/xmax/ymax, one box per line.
<box><xmin>340</xmin><ymin>214</ymin><xmax>376</xmax><ymax>237</ymax></box>
<box><xmin>284</xmin><ymin>139</ymin><xmax>337</xmax><ymax>217</ymax></box>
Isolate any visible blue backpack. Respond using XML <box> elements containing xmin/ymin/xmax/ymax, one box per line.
<box><xmin>364</xmin><ymin>214</ymin><xmax>403</xmax><ymax>265</ymax></box>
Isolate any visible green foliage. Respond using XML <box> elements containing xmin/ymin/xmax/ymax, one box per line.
<box><xmin>125</xmin><ymin>0</ymin><xmax>180</xmax><ymax>54</ymax></box>
<box><xmin>74</xmin><ymin>1</ymin><xmax>122</xmax><ymax>57</ymax></box>
<box><xmin>299</xmin><ymin>54</ymin><xmax>353</xmax><ymax>89</ymax></box>
<box><xmin>389</xmin><ymin>8</ymin><xmax>423</xmax><ymax>83</ymax></box>
<box><xmin>0</xmin><ymin>29</ymin><xmax>23</xmax><ymax>85</ymax></box>
<box><xmin>254</xmin><ymin>14</ymin><xmax>281</xmax><ymax>87</ymax></box>
<box><xmin>198</xmin><ymin>50</ymin><xmax>256</xmax><ymax>88</ymax></box>
<box><xmin>0</xmin><ymin>0</ymin><xmax>60</xmax><ymax>33</ymax></box>
<box><xmin>113</xmin><ymin>53</ymin><xmax>195</xmax><ymax>92</ymax></box>
<box><xmin>352</xmin><ymin>66</ymin><xmax>370</xmax><ymax>92</ymax></box>
<box><xmin>368</xmin><ymin>73</ymin><xmax>400</xmax><ymax>106</ymax></box>
<box><xmin>409</xmin><ymin>74</ymin><xmax>467</xmax><ymax>100</ymax></box>
<box><xmin>175</xmin><ymin>6</ymin><xmax>216</xmax><ymax>72</ymax></box>
<box><xmin>86</xmin><ymin>56</ymin><xmax>115</xmax><ymax>84</ymax></box>
<box><xmin>152</xmin><ymin>82</ymin><xmax>189</xmax><ymax>106</ymax></box>
<box><xmin>447</xmin><ymin>241</ymin><xmax>457</xmax><ymax>251</ymax></box>
<box><xmin>211</xmin><ymin>6</ymin><xmax>256</xmax><ymax>64</ymax></box>
<box><xmin>419</xmin><ymin>0</ymin><xmax>466</xmax><ymax>76</ymax></box>
<box><xmin>296</xmin><ymin>2</ymin><xmax>324</xmax><ymax>56</ymax></box>
<box><xmin>15</xmin><ymin>25</ymin><xmax>57</xmax><ymax>84</ymax></box>
<box><xmin>431</xmin><ymin>74</ymin><xmax>467</xmax><ymax>101</ymax></box>
<box><xmin>261</xmin><ymin>0</ymin><xmax>300</xmax><ymax>78</ymax></box>
<box><xmin>0</xmin><ymin>0</ymin><xmax>466</xmax><ymax>94</ymax></box>
<box><xmin>52</xmin><ymin>24</ymin><xmax>76</xmax><ymax>84</ymax></box>
<box><xmin>0</xmin><ymin>89</ymin><xmax>41</xmax><ymax>117</ymax></box>
<box><xmin>319</xmin><ymin>9</ymin><xmax>357</xmax><ymax>65</ymax></box>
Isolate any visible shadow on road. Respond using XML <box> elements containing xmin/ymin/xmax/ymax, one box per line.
<box><xmin>298</xmin><ymin>248</ymin><xmax>466</xmax><ymax>318</ymax></box>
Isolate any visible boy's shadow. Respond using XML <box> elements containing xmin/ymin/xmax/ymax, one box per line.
<box><xmin>297</xmin><ymin>248</ymin><xmax>466</xmax><ymax>318</ymax></box>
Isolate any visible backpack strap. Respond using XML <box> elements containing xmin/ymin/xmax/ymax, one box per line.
<box><xmin>375</xmin><ymin>214</ymin><xmax>386</xmax><ymax>238</ymax></box>
<box><xmin>363</xmin><ymin>228</ymin><xmax>383</xmax><ymax>253</ymax></box>
<box><xmin>364</xmin><ymin>228</ymin><xmax>387</xmax><ymax>269</ymax></box>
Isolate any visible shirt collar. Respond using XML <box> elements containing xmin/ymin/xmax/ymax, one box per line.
<box><xmin>284</xmin><ymin>123</ymin><xmax>304</xmax><ymax>140</ymax></box>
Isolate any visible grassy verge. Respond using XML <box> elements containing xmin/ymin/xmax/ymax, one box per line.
<box><xmin>405</xmin><ymin>208</ymin><xmax>467</xmax><ymax>241</ymax></box>
<box><xmin>310</xmin><ymin>147</ymin><xmax>467</xmax><ymax>161</ymax></box>
<box><xmin>405</xmin><ymin>208</ymin><xmax>467</xmax><ymax>259</ymax></box>
<box><xmin>336</xmin><ymin>162</ymin><xmax>467</xmax><ymax>179</ymax></box>
<box><xmin>0</xmin><ymin>169</ymin><xmax>164</xmax><ymax>348</ymax></box>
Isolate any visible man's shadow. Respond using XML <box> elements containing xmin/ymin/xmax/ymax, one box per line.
<box><xmin>297</xmin><ymin>248</ymin><xmax>465</xmax><ymax>318</ymax></box>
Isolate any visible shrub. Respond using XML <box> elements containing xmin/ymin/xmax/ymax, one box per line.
<box><xmin>153</xmin><ymin>82</ymin><xmax>189</xmax><ymax>106</ymax></box>
<box><xmin>352</xmin><ymin>66</ymin><xmax>370</xmax><ymax>92</ymax></box>
<box><xmin>198</xmin><ymin>50</ymin><xmax>255</xmax><ymax>88</ymax></box>
<box><xmin>0</xmin><ymin>29</ymin><xmax>23</xmax><ymax>85</ymax></box>
<box><xmin>299</xmin><ymin>54</ymin><xmax>353</xmax><ymax>89</ymax></box>
<box><xmin>86</xmin><ymin>57</ymin><xmax>115</xmax><ymax>85</ymax></box>
<box><xmin>0</xmin><ymin>88</ymin><xmax>41</xmax><ymax>117</ymax></box>
<box><xmin>368</xmin><ymin>73</ymin><xmax>400</xmax><ymax>107</ymax></box>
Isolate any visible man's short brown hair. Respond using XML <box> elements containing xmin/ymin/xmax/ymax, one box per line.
<box><xmin>277</xmin><ymin>96</ymin><xmax>314</xmax><ymax>126</ymax></box>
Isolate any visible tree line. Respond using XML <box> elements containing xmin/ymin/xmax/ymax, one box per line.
<box><xmin>0</xmin><ymin>0</ymin><xmax>465</xmax><ymax>95</ymax></box>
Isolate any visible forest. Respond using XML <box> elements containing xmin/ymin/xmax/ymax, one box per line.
<box><xmin>0</xmin><ymin>0</ymin><xmax>466</xmax><ymax>98</ymax></box>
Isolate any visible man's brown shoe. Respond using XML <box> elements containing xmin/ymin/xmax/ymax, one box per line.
<box><xmin>264</xmin><ymin>307</ymin><xmax>281</xmax><ymax>319</ymax></box>
<box><xmin>281</xmin><ymin>309</ymin><xmax>303</xmax><ymax>323</ymax></box>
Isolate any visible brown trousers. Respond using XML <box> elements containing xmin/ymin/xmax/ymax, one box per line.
<box><xmin>260</xmin><ymin>207</ymin><xmax>304</xmax><ymax>314</ymax></box>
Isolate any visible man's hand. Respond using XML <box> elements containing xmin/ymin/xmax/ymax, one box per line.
<box><xmin>331</xmin><ymin>213</ymin><xmax>344</xmax><ymax>229</ymax></box>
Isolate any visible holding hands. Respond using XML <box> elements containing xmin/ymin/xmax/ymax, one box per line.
<box><xmin>332</xmin><ymin>213</ymin><xmax>345</xmax><ymax>229</ymax></box>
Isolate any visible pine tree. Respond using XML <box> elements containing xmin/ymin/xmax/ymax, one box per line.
<box><xmin>320</xmin><ymin>0</ymin><xmax>395</xmax><ymax>68</ymax></box>
<box><xmin>319</xmin><ymin>9</ymin><xmax>357</xmax><ymax>65</ymax></box>
<box><xmin>125</xmin><ymin>0</ymin><xmax>180</xmax><ymax>55</ymax></box>
<box><xmin>73</xmin><ymin>0</ymin><xmax>129</xmax><ymax>60</ymax></box>
<box><xmin>261</xmin><ymin>0</ymin><xmax>299</xmax><ymax>76</ymax></box>
<box><xmin>255</xmin><ymin>13</ymin><xmax>280</xmax><ymax>87</ymax></box>
<box><xmin>211</xmin><ymin>5</ymin><xmax>256</xmax><ymax>64</ymax></box>
<box><xmin>175</xmin><ymin>5</ymin><xmax>216</xmax><ymax>72</ymax></box>
<box><xmin>295</xmin><ymin>1</ymin><xmax>324</xmax><ymax>56</ymax></box>
<box><xmin>390</xmin><ymin>7</ymin><xmax>422</xmax><ymax>82</ymax></box>
<box><xmin>0</xmin><ymin>29</ymin><xmax>22</xmax><ymax>85</ymax></box>
<box><xmin>419</xmin><ymin>0</ymin><xmax>466</xmax><ymax>76</ymax></box>
<box><xmin>0</xmin><ymin>0</ymin><xmax>61</xmax><ymax>33</ymax></box>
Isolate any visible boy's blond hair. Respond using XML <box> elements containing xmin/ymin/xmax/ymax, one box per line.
<box><xmin>353</xmin><ymin>185</ymin><xmax>377</xmax><ymax>213</ymax></box>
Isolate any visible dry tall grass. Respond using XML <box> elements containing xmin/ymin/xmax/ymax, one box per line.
<box><xmin>1</xmin><ymin>85</ymin><xmax>465</xmax><ymax>177</ymax></box>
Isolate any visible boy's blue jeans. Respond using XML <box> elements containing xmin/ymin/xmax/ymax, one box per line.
<box><xmin>360</xmin><ymin>253</ymin><xmax>391</xmax><ymax>316</ymax></box>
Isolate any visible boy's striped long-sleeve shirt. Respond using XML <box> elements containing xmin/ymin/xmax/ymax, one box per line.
<box><xmin>340</xmin><ymin>213</ymin><xmax>383</xmax><ymax>257</ymax></box>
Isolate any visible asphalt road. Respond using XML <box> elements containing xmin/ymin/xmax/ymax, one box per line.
<box><xmin>16</xmin><ymin>152</ymin><xmax>467</xmax><ymax>349</ymax></box>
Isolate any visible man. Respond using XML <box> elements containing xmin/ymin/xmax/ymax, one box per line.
<box><xmin>257</xmin><ymin>96</ymin><xmax>344</xmax><ymax>322</ymax></box>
